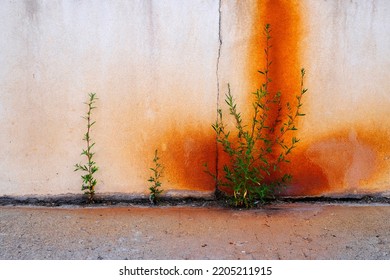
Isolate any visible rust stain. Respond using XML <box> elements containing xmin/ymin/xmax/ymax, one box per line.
<box><xmin>245</xmin><ymin>1</ymin><xmax>389</xmax><ymax>196</ymax></box>
<box><xmin>248</xmin><ymin>0</ymin><xmax>302</xmax><ymax>103</ymax></box>
<box><xmin>282</xmin><ymin>147</ymin><xmax>329</xmax><ymax>196</ymax></box>
<box><xmin>284</xmin><ymin>128</ymin><xmax>389</xmax><ymax>196</ymax></box>
<box><xmin>245</xmin><ymin>0</ymin><xmax>306</xmax><ymax>193</ymax></box>
<box><xmin>158</xmin><ymin>124</ymin><xmax>216</xmax><ymax>191</ymax></box>
<box><xmin>140</xmin><ymin>0</ymin><xmax>390</xmax><ymax>197</ymax></box>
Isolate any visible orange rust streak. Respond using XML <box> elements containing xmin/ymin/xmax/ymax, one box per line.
<box><xmin>284</xmin><ymin>129</ymin><xmax>389</xmax><ymax>196</ymax></box>
<box><xmin>249</xmin><ymin>0</ymin><xmax>302</xmax><ymax>97</ymax></box>
<box><xmin>161</xmin><ymin>125</ymin><xmax>216</xmax><ymax>191</ymax></box>
<box><xmin>246</xmin><ymin>0</ymin><xmax>311</xmax><ymax>194</ymax></box>
<box><xmin>150</xmin><ymin>1</ymin><xmax>388</xmax><ymax>196</ymax></box>
<box><xmin>158</xmin><ymin>0</ymin><xmax>307</xmax><ymax>195</ymax></box>
<box><xmin>246</xmin><ymin>1</ymin><xmax>389</xmax><ymax>197</ymax></box>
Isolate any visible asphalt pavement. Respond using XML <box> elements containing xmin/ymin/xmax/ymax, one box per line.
<box><xmin>1</xmin><ymin>203</ymin><xmax>389</xmax><ymax>259</ymax></box>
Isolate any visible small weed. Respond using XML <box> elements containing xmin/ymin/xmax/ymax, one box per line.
<box><xmin>205</xmin><ymin>24</ymin><xmax>307</xmax><ymax>208</ymax></box>
<box><xmin>75</xmin><ymin>92</ymin><xmax>99</xmax><ymax>203</ymax></box>
<box><xmin>148</xmin><ymin>149</ymin><xmax>164</xmax><ymax>204</ymax></box>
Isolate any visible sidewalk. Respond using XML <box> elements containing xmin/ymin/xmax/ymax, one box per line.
<box><xmin>1</xmin><ymin>204</ymin><xmax>389</xmax><ymax>259</ymax></box>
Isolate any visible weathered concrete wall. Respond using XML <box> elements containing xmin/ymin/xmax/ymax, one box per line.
<box><xmin>296</xmin><ymin>0</ymin><xmax>390</xmax><ymax>196</ymax></box>
<box><xmin>220</xmin><ymin>0</ymin><xmax>390</xmax><ymax>197</ymax></box>
<box><xmin>0</xmin><ymin>0</ymin><xmax>219</xmax><ymax>196</ymax></box>
<box><xmin>0</xmin><ymin>0</ymin><xmax>389</xmax><ymax>197</ymax></box>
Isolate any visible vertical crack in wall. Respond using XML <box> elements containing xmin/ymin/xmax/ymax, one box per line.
<box><xmin>214</xmin><ymin>0</ymin><xmax>223</xmax><ymax>195</ymax></box>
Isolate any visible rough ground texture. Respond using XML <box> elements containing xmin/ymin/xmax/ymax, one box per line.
<box><xmin>0</xmin><ymin>204</ymin><xmax>389</xmax><ymax>260</ymax></box>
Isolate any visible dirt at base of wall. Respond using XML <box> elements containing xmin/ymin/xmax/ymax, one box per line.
<box><xmin>1</xmin><ymin>193</ymin><xmax>389</xmax><ymax>208</ymax></box>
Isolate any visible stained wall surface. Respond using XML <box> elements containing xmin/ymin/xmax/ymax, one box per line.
<box><xmin>0</xmin><ymin>0</ymin><xmax>389</xmax><ymax>197</ymax></box>
<box><xmin>296</xmin><ymin>0</ymin><xmax>390</xmax><ymax>196</ymax></box>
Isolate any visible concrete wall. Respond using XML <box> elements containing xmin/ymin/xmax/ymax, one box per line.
<box><xmin>0</xmin><ymin>0</ymin><xmax>389</xmax><ymax>198</ymax></box>
<box><xmin>297</xmin><ymin>0</ymin><xmax>390</xmax><ymax>196</ymax></box>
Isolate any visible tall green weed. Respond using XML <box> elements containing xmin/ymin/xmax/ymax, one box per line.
<box><xmin>206</xmin><ymin>24</ymin><xmax>307</xmax><ymax>208</ymax></box>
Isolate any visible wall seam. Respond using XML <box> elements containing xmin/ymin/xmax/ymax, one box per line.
<box><xmin>215</xmin><ymin>0</ymin><xmax>222</xmax><ymax>196</ymax></box>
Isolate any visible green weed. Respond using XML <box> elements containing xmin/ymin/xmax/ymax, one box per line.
<box><xmin>148</xmin><ymin>149</ymin><xmax>164</xmax><ymax>204</ymax></box>
<box><xmin>75</xmin><ymin>93</ymin><xmax>99</xmax><ymax>203</ymax></box>
<box><xmin>206</xmin><ymin>24</ymin><xmax>307</xmax><ymax>208</ymax></box>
